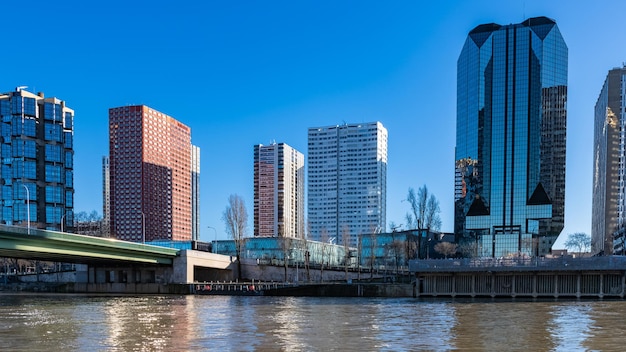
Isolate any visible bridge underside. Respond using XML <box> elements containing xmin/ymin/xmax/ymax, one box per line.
<box><xmin>0</xmin><ymin>226</ymin><xmax>178</xmax><ymax>266</ymax></box>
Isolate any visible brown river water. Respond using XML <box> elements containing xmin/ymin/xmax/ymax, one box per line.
<box><xmin>0</xmin><ymin>294</ymin><xmax>624</xmax><ymax>351</ymax></box>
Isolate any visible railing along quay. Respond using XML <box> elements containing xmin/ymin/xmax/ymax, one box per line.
<box><xmin>410</xmin><ymin>256</ymin><xmax>626</xmax><ymax>299</ymax></box>
<box><xmin>410</xmin><ymin>256</ymin><xmax>626</xmax><ymax>272</ymax></box>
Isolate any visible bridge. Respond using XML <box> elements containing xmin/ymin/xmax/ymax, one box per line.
<box><xmin>0</xmin><ymin>225</ymin><xmax>235</xmax><ymax>292</ymax></box>
<box><xmin>0</xmin><ymin>224</ymin><xmax>179</xmax><ymax>265</ymax></box>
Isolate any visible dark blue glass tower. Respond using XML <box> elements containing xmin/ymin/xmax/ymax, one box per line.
<box><xmin>455</xmin><ymin>17</ymin><xmax>567</xmax><ymax>257</ymax></box>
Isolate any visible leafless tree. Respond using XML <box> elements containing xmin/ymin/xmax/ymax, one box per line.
<box><xmin>222</xmin><ymin>194</ymin><xmax>248</xmax><ymax>281</ymax></box>
<box><xmin>564</xmin><ymin>232</ymin><xmax>591</xmax><ymax>254</ymax></box>
<box><xmin>342</xmin><ymin>225</ymin><xmax>351</xmax><ymax>280</ymax></box>
<box><xmin>319</xmin><ymin>228</ymin><xmax>329</xmax><ymax>282</ymax></box>
<box><xmin>407</xmin><ymin>185</ymin><xmax>441</xmax><ymax>231</ymax></box>
<box><xmin>459</xmin><ymin>241</ymin><xmax>478</xmax><ymax>258</ymax></box>
<box><xmin>368</xmin><ymin>232</ymin><xmax>377</xmax><ymax>280</ymax></box>
<box><xmin>425</xmin><ymin>194</ymin><xmax>442</xmax><ymax>231</ymax></box>
<box><xmin>304</xmin><ymin>220</ymin><xmax>311</xmax><ymax>281</ymax></box>
<box><xmin>281</xmin><ymin>236</ymin><xmax>293</xmax><ymax>282</ymax></box>
<box><xmin>387</xmin><ymin>239</ymin><xmax>405</xmax><ymax>275</ymax></box>
<box><xmin>434</xmin><ymin>242</ymin><xmax>458</xmax><ymax>259</ymax></box>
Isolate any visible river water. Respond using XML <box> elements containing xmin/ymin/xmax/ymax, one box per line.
<box><xmin>1</xmin><ymin>294</ymin><xmax>625</xmax><ymax>351</ymax></box>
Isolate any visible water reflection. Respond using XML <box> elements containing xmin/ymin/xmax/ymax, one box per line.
<box><xmin>2</xmin><ymin>295</ymin><xmax>626</xmax><ymax>351</ymax></box>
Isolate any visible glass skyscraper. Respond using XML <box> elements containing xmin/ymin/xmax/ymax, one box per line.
<box><xmin>592</xmin><ymin>66</ymin><xmax>626</xmax><ymax>255</ymax></box>
<box><xmin>455</xmin><ymin>17</ymin><xmax>568</xmax><ymax>257</ymax></box>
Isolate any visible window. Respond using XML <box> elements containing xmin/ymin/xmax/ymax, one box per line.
<box><xmin>65</xmin><ymin>191</ymin><xmax>73</xmax><ymax>207</ymax></box>
<box><xmin>65</xmin><ymin>151</ymin><xmax>73</xmax><ymax>168</ymax></box>
<box><xmin>45</xmin><ymin>165</ymin><xmax>62</xmax><ymax>182</ymax></box>
<box><xmin>65</xmin><ymin>170</ymin><xmax>73</xmax><ymax>187</ymax></box>
<box><xmin>45</xmin><ymin>144</ymin><xmax>62</xmax><ymax>162</ymax></box>
<box><xmin>44</xmin><ymin>123</ymin><xmax>62</xmax><ymax>142</ymax></box>
<box><xmin>46</xmin><ymin>186</ymin><xmax>62</xmax><ymax>203</ymax></box>
<box><xmin>64</xmin><ymin>132</ymin><xmax>72</xmax><ymax>148</ymax></box>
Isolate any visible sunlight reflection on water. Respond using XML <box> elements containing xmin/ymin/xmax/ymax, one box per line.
<box><xmin>1</xmin><ymin>294</ymin><xmax>626</xmax><ymax>351</ymax></box>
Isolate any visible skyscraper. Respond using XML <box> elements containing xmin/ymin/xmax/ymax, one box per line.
<box><xmin>253</xmin><ymin>142</ymin><xmax>304</xmax><ymax>238</ymax></box>
<box><xmin>592</xmin><ymin>66</ymin><xmax>626</xmax><ymax>255</ymax></box>
<box><xmin>109</xmin><ymin>105</ymin><xmax>192</xmax><ymax>242</ymax></box>
<box><xmin>0</xmin><ymin>88</ymin><xmax>74</xmax><ymax>232</ymax></box>
<box><xmin>308</xmin><ymin>122</ymin><xmax>387</xmax><ymax>247</ymax></box>
<box><xmin>455</xmin><ymin>17</ymin><xmax>568</xmax><ymax>257</ymax></box>
<box><xmin>191</xmin><ymin>144</ymin><xmax>200</xmax><ymax>241</ymax></box>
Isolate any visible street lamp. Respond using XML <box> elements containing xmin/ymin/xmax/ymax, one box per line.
<box><xmin>21</xmin><ymin>184</ymin><xmax>30</xmax><ymax>235</ymax></box>
<box><xmin>61</xmin><ymin>213</ymin><xmax>66</xmax><ymax>232</ymax></box>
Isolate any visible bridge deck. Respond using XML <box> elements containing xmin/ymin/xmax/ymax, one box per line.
<box><xmin>0</xmin><ymin>225</ymin><xmax>178</xmax><ymax>265</ymax></box>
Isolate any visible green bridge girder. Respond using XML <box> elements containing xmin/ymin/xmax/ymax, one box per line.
<box><xmin>0</xmin><ymin>225</ymin><xmax>178</xmax><ymax>265</ymax></box>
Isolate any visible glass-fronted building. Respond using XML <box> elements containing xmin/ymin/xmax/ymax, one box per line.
<box><xmin>455</xmin><ymin>17</ymin><xmax>568</xmax><ymax>257</ymax></box>
<box><xmin>592</xmin><ymin>66</ymin><xmax>626</xmax><ymax>255</ymax></box>
<box><xmin>0</xmin><ymin>88</ymin><xmax>74</xmax><ymax>231</ymax></box>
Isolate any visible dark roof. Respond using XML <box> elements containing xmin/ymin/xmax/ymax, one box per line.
<box><xmin>468</xmin><ymin>23</ymin><xmax>501</xmax><ymax>47</ymax></box>
<box><xmin>522</xmin><ymin>16</ymin><xmax>556</xmax><ymax>40</ymax></box>
<box><xmin>527</xmin><ymin>182</ymin><xmax>552</xmax><ymax>205</ymax></box>
<box><xmin>467</xmin><ymin>197</ymin><xmax>490</xmax><ymax>216</ymax></box>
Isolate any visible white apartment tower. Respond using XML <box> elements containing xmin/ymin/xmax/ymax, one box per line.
<box><xmin>254</xmin><ymin>143</ymin><xmax>304</xmax><ymax>238</ymax></box>
<box><xmin>308</xmin><ymin>122</ymin><xmax>387</xmax><ymax>247</ymax></box>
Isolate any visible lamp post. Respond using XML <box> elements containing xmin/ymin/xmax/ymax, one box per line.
<box><xmin>208</xmin><ymin>226</ymin><xmax>217</xmax><ymax>253</ymax></box>
<box><xmin>21</xmin><ymin>184</ymin><xmax>30</xmax><ymax>234</ymax></box>
<box><xmin>61</xmin><ymin>213</ymin><xmax>66</xmax><ymax>232</ymax></box>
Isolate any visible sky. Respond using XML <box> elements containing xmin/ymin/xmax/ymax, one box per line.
<box><xmin>4</xmin><ymin>0</ymin><xmax>626</xmax><ymax>248</ymax></box>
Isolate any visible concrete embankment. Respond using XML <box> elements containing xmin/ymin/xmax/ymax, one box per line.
<box><xmin>264</xmin><ymin>283</ymin><xmax>414</xmax><ymax>297</ymax></box>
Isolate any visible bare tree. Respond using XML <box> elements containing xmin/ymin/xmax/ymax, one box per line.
<box><xmin>564</xmin><ymin>232</ymin><xmax>591</xmax><ymax>254</ymax></box>
<box><xmin>281</xmin><ymin>236</ymin><xmax>293</xmax><ymax>282</ymax></box>
<box><xmin>319</xmin><ymin>228</ymin><xmax>329</xmax><ymax>282</ymax></box>
<box><xmin>434</xmin><ymin>242</ymin><xmax>458</xmax><ymax>259</ymax></box>
<box><xmin>304</xmin><ymin>220</ymin><xmax>311</xmax><ymax>282</ymax></box>
<box><xmin>342</xmin><ymin>225</ymin><xmax>351</xmax><ymax>280</ymax></box>
<box><xmin>407</xmin><ymin>185</ymin><xmax>442</xmax><ymax>230</ymax></box>
<box><xmin>425</xmin><ymin>194</ymin><xmax>442</xmax><ymax>231</ymax></box>
<box><xmin>222</xmin><ymin>194</ymin><xmax>248</xmax><ymax>281</ymax></box>
<box><xmin>368</xmin><ymin>232</ymin><xmax>377</xmax><ymax>280</ymax></box>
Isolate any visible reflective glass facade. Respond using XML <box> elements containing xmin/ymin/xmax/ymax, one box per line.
<box><xmin>592</xmin><ymin>67</ymin><xmax>626</xmax><ymax>255</ymax></box>
<box><xmin>455</xmin><ymin>17</ymin><xmax>568</xmax><ymax>257</ymax></box>
<box><xmin>0</xmin><ymin>88</ymin><xmax>74</xmax><ymax>231</ymax></box>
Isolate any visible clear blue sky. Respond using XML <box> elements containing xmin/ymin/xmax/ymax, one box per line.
<box><xmin>4</xmin><ymin>1</ymin><xmax>626</xmax><ymax>248</ymax></box>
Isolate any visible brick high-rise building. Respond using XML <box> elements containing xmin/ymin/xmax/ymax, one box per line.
<box><xmin>109</xmin><ymin>105</ymin><xmax>192</xmax><ymax>242</ymax></box>
<box><xmin>253</xmin><ymin>142</ymin><xmax>304</xmax><ymax>238</ymax></box>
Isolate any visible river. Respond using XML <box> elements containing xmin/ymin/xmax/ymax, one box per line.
<box><xmin>1</xmin><ymin>294</ymin><xmax>625</xmax><ymax>351</ymax></box>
